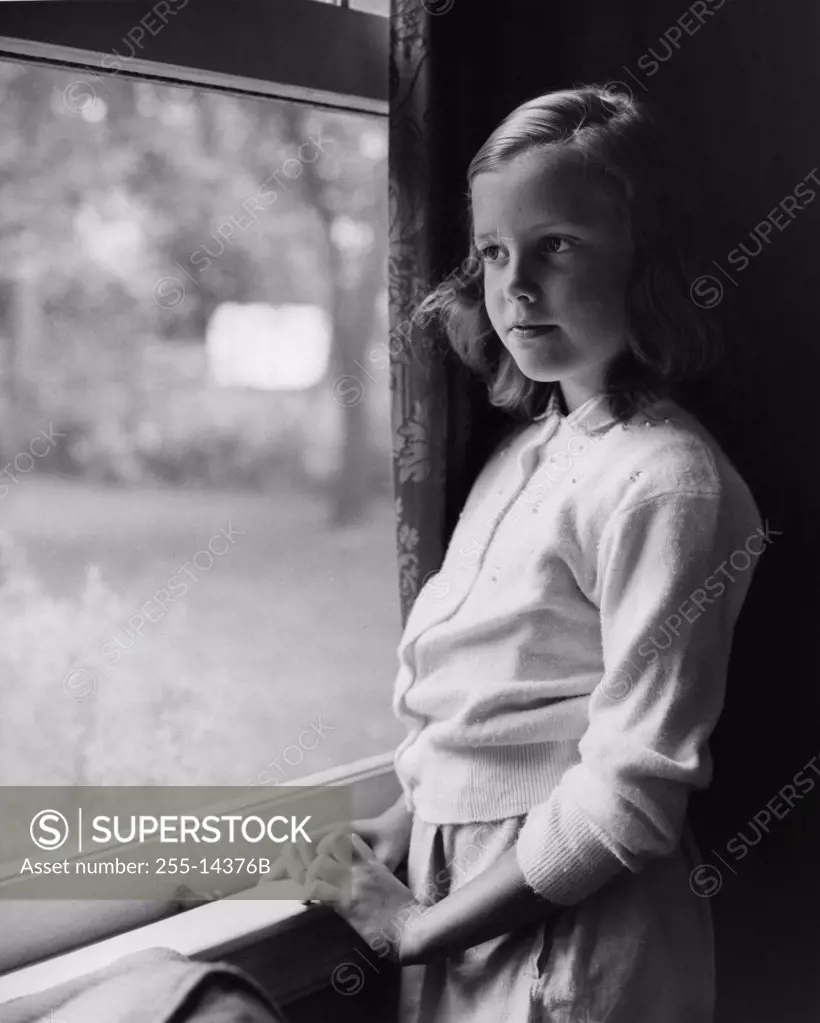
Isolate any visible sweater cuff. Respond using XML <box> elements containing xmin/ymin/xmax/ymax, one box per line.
<box><xmin>515</xmin><ymin>790</ymin><xmax>628</xmax><ymax>905</ymax></box>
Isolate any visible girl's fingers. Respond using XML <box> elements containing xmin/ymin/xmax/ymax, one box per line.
<box><xmin>296</xmin><ymin>834</ymin><xmax>315</xmax><ymax>873</ymax></box>
<box><xmin>272</xmin><ymin>834</ymin><xmax>342</xmax><ymax>888</ymax></box>
<box><xmin>283</xmin><ymin>834</ymin><xmax>314</xmax><ymax>885</ymax></box>
<box><xmin>305</xmin><ymin>852</ymin><xmax>349</xmax><ymax>891</ymax></box>
<box><xmin>316</xmin><ymin>828</ymin><xmax>353</xmax><ymax>861</ymax></box>
<box><xmin>267</xmin><ymin>832</ymin><xmax>368</xmax><ymax>888</ymax></box>
<box><xmin>350</xmin><ymin>833</ymin><xmax>376</xmax><ymax>861</ymax></box>
<box><xmin>315</xmin><ymin>829</ymin><xmax>375</xmax><ymax>866</ymax></box>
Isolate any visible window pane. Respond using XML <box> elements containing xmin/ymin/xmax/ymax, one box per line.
<box><xmin>307</xmin><ymin>0</ymin><xmax>390</xmax><ymax>12</ymax></box>
<box><xmin>0</xmin><ymin>60</ymin><xmax>402</xmax><ymax>788</ymax></box>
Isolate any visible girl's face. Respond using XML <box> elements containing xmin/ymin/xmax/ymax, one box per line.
<box><xmin>471</xmin><ymin>146</ymin><xmax>633</xmax><ymax>412</ymax></box>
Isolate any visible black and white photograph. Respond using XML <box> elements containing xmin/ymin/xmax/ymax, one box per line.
<box><xmin>0</xmin><ymin>1</ymin><xmax>815</xmax><ymax>1021</ymax></box>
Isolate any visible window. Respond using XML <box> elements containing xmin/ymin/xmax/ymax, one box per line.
<box><xmin>0</xmin><ymin>0</ymin><xmax>396</xmax><ymax>977</ymax></box>
<box><xmin>312</xmin><ymin>0</ymin><xmax>391</xmax><ymax>11</ymax></box>
<box><xmin>0</xmin><ymin>61</ymin><xmax>402</xmax><ymax>790</ymax></box>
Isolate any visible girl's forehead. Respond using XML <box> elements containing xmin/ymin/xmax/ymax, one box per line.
<box><xmin>471</xmin><ymin>147</ymin><xmax>621</xmax><ymax>231</ymax></box>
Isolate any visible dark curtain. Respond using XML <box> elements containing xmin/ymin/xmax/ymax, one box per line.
<box><xmin>387</xmin><ymin>2</ymin><xmax>820</xmax><ymax>1021</ymax></box>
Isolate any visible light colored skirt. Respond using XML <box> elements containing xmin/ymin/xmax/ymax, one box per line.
<box><xmin>398</xmin><ymin>813</ymin><xmax>715</xmax><ymax>1023</ymax></box>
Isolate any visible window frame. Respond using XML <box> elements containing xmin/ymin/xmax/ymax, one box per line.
<box><xmin>0</xmin><ymin>752</ymin><xmax>402</xmax><ymax>1000</ymax></box>
<box><xmin>0</xmin><ymin>0</ymin><xmax>398</xmax><ymax>994</ymax></box>
<box><xmin>0</xmin><ymin>0</ymin><xmax>387</xmax><ymax>116</ymax></box>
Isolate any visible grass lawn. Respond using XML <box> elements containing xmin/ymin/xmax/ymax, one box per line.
<box><xmin>0</xmin><ymin>475</ymin><xmax>406</xmax><ymax>787</ymax></box>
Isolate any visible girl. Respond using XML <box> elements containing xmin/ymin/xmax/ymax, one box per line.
<box><xmin>281</xmin><ymin>85</ymin><xmax>764</xmax><ymax>1022</ymax></box>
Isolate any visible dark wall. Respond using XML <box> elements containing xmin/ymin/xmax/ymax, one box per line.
<box><xmin>429</xmin><ymin>2</ymin><xmax>820</xmax><ymax>1020</ymax></box>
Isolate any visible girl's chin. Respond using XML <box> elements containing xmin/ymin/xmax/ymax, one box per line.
<box><xmin>510</xmin><ymin>355</ymin><xmax>566</xmax><ymax>381</ymax></box>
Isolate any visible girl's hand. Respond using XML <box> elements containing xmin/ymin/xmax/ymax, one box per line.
<box><xmin>303</xmin><ymin>830</ymin><xmax>423</xmax><ymax>963</ymax></box>
<box><xmin>264</xmin><ymin>805</ymin><xmax>412</xmax><ymax>881</ymax></box>
<box><xmin>345</xmin><ymin>808</ymin><xmax>412</xmax><ymax>873</ymax></box>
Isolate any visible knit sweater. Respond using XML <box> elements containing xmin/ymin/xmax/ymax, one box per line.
<box><xmin>392</xmin><ymin>387</ymin><xmax>765</xmax><ymax>906</ymax></box>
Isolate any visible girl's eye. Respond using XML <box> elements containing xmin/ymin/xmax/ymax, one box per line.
<box><xmin>476</xmin><ymin>238</ymin><xmax>572</xmax><ymax>262</ymax></box>
<box><xmin>542</xmin><ymin>236</ymin><xmax>572</xmax><ymax>255</ymax></box>
<box><xmin>478</xmin><ymin>244</ymin><xmax>501</xmax><ymax>262</ymax></box>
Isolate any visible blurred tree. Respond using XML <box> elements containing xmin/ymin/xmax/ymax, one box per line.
<box><xmin>274</xmin><ymin>103</ymin><xmax>388</xmax><ymax>526</ymax></box>
<box><xmin>0</xmin><ymin>61</ymin><xmax>388</xmax><ymax>519</ymax></box>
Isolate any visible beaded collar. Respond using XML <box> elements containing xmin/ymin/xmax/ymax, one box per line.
<box><xmin>532</xmin><ymin>387</ymin><xmax>673</xmax><ymax>438</ymax></box>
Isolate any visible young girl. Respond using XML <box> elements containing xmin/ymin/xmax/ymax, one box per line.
<box><xmin>283</xmin><ymin>85</ymin><xmax>764</xmax><ymax>1022</ymax></box>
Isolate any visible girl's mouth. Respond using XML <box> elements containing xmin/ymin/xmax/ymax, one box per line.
<box><xmin>510</xmin><ymin>325</ymin><xmax>557</xmax><ymax>341</ymax></box>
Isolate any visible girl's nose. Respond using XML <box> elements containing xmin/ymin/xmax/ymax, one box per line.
<box><xmin>502</xmin><ymin>261</ymin><xmax>540</xmax><ymax>304</ymax></box>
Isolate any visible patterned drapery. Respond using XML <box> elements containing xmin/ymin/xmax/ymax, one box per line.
<box><xmin>387</xmin><ymin>1</ymin><xmax>449</xmax><ymax>625</ymax></box>
<box><xmin>387</xmin><ymin>1</ymin><xmax>515</xmax><ymax>627</ymax></box>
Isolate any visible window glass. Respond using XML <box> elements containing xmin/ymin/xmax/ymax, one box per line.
<box><xmin>0</xmin><ymin>60</ymin><xmax>403</xmax><ymax>788</ymax></box>
<box><xmin>348</xmin><ymin>0</ymin><xmax>391</xmax><ymax>13</ymax></box>
<box><xmin>311</xmin><ymin>0</ymin><xmax>390</xmax><ymax>11</ymax></box>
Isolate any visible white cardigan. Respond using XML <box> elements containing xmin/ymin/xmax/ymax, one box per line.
<box><xmin>392</xmin><ymin>387</ymin><xmax>765</xmax><ymax>905</ymax></box>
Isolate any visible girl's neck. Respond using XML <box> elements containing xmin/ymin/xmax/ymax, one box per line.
<box><xmin>555</xmin><ymin>384</ymin><xmax>607</xmax><ymax>417</ymax></box>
